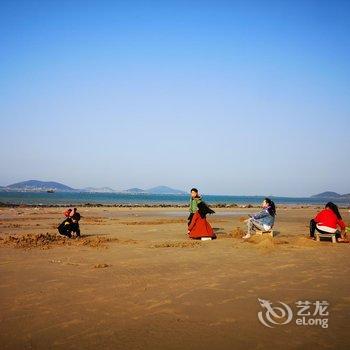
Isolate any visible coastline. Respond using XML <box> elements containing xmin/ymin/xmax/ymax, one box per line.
<box><xmin>1</xmin><ymin>191</ymin><xmax>350</xmax><ymax>208</ymax></box>
<box><xmin>1</xmin><ymin>202</ymin><xmax>342</xmax><ymax>209</ymax></box>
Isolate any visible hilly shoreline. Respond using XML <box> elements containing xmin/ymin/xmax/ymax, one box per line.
<box><xmin>1</xmin><ymin>181</ymin><xmax>350</xmax><ymax>202</ymax></box>
<box><xmin>0</xmin><ymin>180</ymin><xmax>186</xmax><ymax>195</ymax></box>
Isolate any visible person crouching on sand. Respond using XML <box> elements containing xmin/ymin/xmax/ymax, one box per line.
<box><xmin>188</xmin><ymin>188</ymin><xmax>202</xmax><ymax>226</ymax></box>
<box><xmin>58</xmin><ymin>209</ymin><xmax>74</xmax><ymax>238</ymax></box>
<box><xmin>309</xmin><ymin>202</ymin><xmax>348</xmax><ymax>243</ymax></box>
<box><xmin>187</xmin><ymin>200</ymin><xmax>216</xmax><ymax>239</ymax></box>
<box><xmin>242</xmin><ymin>198</ymin><xmax>276</xmax><ymax>239</ymax></box>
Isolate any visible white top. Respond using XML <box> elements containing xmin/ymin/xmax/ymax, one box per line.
<box><xmin>316</xmin><ymin>224</ymin><xmax>337</xmax><ymax>233</ymax></box>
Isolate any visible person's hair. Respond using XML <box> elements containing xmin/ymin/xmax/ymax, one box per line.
<box><xmin>190</xmin><ymin>188</ymin><xmax>199</xmax><ymax>198</ymax></box>
<box><xmin>325</xmin><ymin>202</ymin><xmax>342</xmax><ymax>220</ymax></box>
<box><xmin>73</xmin><ymin>208</ymin><xmax>77</xmax><ymax>211</ymax></box>
<box><xmin>264</xmin><ymin>197</ymin><xmax>276</xmax><ymax>217</ymax></box>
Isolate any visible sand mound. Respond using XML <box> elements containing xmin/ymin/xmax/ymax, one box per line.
<box><xmin>77</xmin><ymin>236</ymin><xmax>119</xmax><ymax>248</ymax></box>
<box><xmin>152</xmin><ymin>240</ymin><xmax>201</xmax><ymax>248</ymax></box>
<box><xmin>247</xmin><ymin>235</ymin><xmax>289</xmax><ymax>250</ymax></box>
<box><xmin>0</xmin><ymin>233</ymin><xmax>121</xmax><ymax>249</ymax></box>
<box><xmin>84</xmin><ymin>217</ymin><xmax>107</xmax><ymax>225</ymax></box>
<box><xmin>93</xmin><ymin>263</ymin><xmax>110</xmax><ymax>268</ymax></box>
<box><xmin>0</xmin><ymin>232</ymin><xmax>66</xmax><ymax>248</ymax></box>
<box><xmin>229</xmin><ymin>227</ymin><xmax>246</xmax><ymax>238</ymax></box>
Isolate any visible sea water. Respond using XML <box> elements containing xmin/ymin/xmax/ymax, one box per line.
<box><xmin>0</xmin><ymin>192</ymin><xmax>349</xmax><ymax>206</ymax></box>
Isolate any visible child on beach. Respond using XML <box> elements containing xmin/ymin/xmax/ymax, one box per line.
<box><xmin>309</xmin><ymin>202</ymin><xmax>348</xmax><ymax>243</ymax></box>
<box><xmin>243</xmin><ymin>198</ymin><xmax>276</xmax><ymax>239</ymax></box>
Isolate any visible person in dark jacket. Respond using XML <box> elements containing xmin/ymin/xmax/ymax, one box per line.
<box><xmin>70</xmin><ymin>208</ymin><xmax>81</xmax><ymax>237</ymax></box>
<box><xmin>57</xmin><ymin>217</ymin><xmax>73</xmax><ymax>238</ymax></box>
<box><xmin>57</xmin><ymin>207</ymin><xmax>81</xmax><ymax>238</ymax></box>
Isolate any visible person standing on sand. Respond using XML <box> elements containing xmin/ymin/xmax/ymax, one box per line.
<box><xmin>242</xmin><ymin>198</ymin><xmax>276</xmax><ymax>239</ymax></box>
<box><xmin>188</xmin><ymin>200</ymin><xmax>216</xmax><ymax>239</ymax></box>
<box><xmin>70</xmin><ymin>208</ymin><xmax>81</xmax><ymax>237</ymax></box>
<box><xmin>309</xmin><ymin>202</ymin><xmax>348</xmax><ymax>243</ymax></box>
<box><xmin>188</xmin><ymin>188</ymin><xmax>202</xmax><ymax>226</ymax></box>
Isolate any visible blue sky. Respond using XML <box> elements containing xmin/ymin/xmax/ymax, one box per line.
<box><xmin>1</xmin><ymin>0</ymin><xmax>349</xmax><ymax>196</ymax></box>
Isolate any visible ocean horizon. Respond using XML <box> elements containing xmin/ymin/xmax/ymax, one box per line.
<box><xmin>0</xmin><ymin>191</ymin><xmax>349</xmax><ymax>206</ymax></box>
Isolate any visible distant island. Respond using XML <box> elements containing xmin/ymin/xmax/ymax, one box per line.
<box><xmin>1</xmin><ymin>181</ymin><xmax>349</xmax><ymax>199</ymax></box>
<box><xmin>311</xmin><ymin>191</ymin><xmax>350</xmax><ymax>200</ymax></box>
<box><xmin>145</xmin><ymin>186</ymin><xmax>186</xmax><ymax>195</ymax></box>
<box><xmin>82</xmin><ymin>187</ymin><xmax>117</xmax><ymax>193</ymax></box>
<box><xmin>3</xmin><ymin>180</ymin><xmax>75</xmax><ymax>192</ymax></box>
<box><xmin>122</xmin><ymin>188</ymin><xmax>147</xmax><ymax>194</ymax></box>
<box><xmin>121</xmin><ymin>186</ymin><xmax>186</xmax><ymax>195</ymax></box>
<box><xmin>0</xmin><ymin>180</ymin><xmax>187</xmax><ymax>195</ymax></box>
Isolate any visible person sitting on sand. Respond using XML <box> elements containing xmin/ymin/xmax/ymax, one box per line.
<box><xmin>187</xmin><ymin>201</ymin><xmax>216</xmax><ymax>239</ymax></box>
<box><xmin>242</xmin><ymin>198</ymin><xmax>276</xmax><ymax>239</ymax></box>
<box><xmin>188</xmin><ymin>188</ymin><xmax>202</xmax><ymax>226</ymax></box>
<box><xmin>310</xmin><ymin>202</ymin><xmax>348</xmax><ymax>243</ymax></box>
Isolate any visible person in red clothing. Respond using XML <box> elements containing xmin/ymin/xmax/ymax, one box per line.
<box><xmin>310</xmin><ymin>202</ymin><xmax>348</xmax><ymax>242</ymax></box>
<box><xmin>63</xmin><ymin>208</ymin><xmax>72</xmax><ymax>218</ymax></box>
<box><xmin>187</xmin><ymin>201</ymin><xmax>216</xmax><ymax>239</ymax></box>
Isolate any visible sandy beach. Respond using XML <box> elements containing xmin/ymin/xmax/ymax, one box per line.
<box><xmin>0</xmin><ymin>206</ymin><xmax>349</xmax><ymax>349</ymax></box>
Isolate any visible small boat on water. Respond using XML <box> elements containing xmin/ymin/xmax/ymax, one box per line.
<box><xmin>47</xmin><ymin>189</ymin><xmax>55</xmax><ymax>193</ymax></box>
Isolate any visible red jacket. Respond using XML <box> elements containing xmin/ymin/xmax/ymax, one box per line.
<box><xmin>188</xmin><ymin>212</ymin><xmax>215</xmax><ymax>239</ymax></box>
<box><xmin>314</xmin><ymin>209</ymin><xmax>346</xmax><ymax>230</ymax></box>
<box><xmin>63</xmin><ymin>209</ymin><xmax>72</xmax><ymax>218</ymax></box>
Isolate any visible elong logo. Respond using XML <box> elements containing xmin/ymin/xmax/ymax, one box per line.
<box><xmin>258</xmin><ymin>298</ymin><xmax>329</xmax><ymax>329</ymax></box>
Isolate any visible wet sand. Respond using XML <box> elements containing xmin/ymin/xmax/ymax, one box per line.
<box><xmin>0</xmin><ymin>206</ymin><xmax>349</xmax><ymax>349</ymax></box>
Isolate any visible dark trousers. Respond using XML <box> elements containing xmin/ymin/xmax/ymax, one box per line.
<box><xmin>309</xmin><ymin>219</ymin><xmax>340</xmax><ymax>239</ymax></box>
<box><xmin>188</xmin><ymin>213</ymin><xmax>194</xmax><ymax>226</ymax></box>
<box><xmin>71</xmin><ymin>222</ymin><xmax>80</xmax><ymax>236</ymax></box>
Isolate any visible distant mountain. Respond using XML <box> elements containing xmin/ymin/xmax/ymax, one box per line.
<box><xmin>311</xmin><ymin>191</ymin><xmax>350</xmax><ymax>199</ymax></box>
<box><xmin>311</xmin><ymin>191</ymin><xmax>342</xmax><ymax>198</ymax></box>
<box><xmin>1</xmin><ymin>180</ymin><xmax>187</xmax><ymax>195</ymax></box>
<box><xmin>6</xmin><ymin>180</ymin><xmax>75</xmax><ymax>192</ymax></box>
<box><xmin>121</xmin><ymin>186</ymin><xmax>186</xmax><ymax>195</ymax></box>
<box><xmin>123</xmin><ymin>188</ymin><xmax>147</xmax><ymax>194</ymax></box>
<box><xmin>146</xmin><ymin>186</ymin><xmax>186</xmax><ymax>195</ymax></box>
<box><xmin>82</xmin><ymin>187</ymin><xmax>116</xmax><ymax>193</ymax></box>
